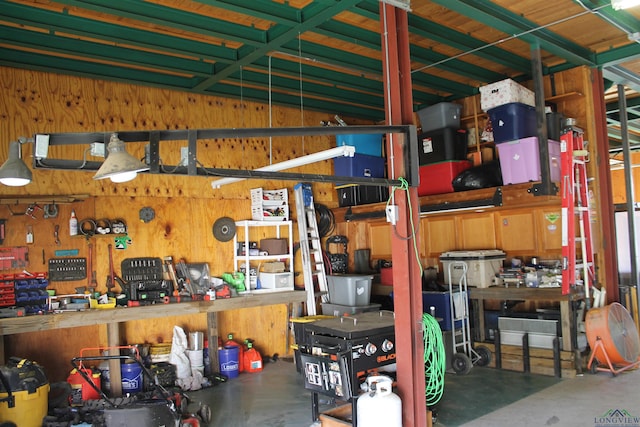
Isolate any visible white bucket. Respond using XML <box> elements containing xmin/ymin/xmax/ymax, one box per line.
<box><xmin>357</xmin><ymin>375</ymin><xmax>402</xmax><ymax>427</ymax></box>
<box><xmin>187</xmin><ymin>349</ymin><xmax>204</xmax><ymax>376</ymax></box>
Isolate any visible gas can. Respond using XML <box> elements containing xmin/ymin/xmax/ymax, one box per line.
<box><xmin>356</xmin><ymin>375</ymin><xmax>402</xmax><ymax>427</ymax></box>
<box><xmin>242</xmin><ymin>342</ymin><xmax>263</xmax><ymax>373</ymax></box>
<box><xmin>67</xmin><ymin>367</ymin><xmax>101</xmax><ymax>405</ymax></box>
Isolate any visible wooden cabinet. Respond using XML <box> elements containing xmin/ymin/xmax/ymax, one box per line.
<box><xmin>535</xmin><ymin>207</ymin><xmax>563</xmax><ymax>254</ymax></box>
<box><xmin>456</xmin><ymin>212</ymin><xmax>497</xmax><ymax>249</ymax></box>
<box><xmin>495</xmin><ymin>210</ymin><xmax>536</xmax><ymax>254</ymax></box>
<box><xmin>421</xmin><ymin>216</ymin><xmax>457</xmax><ymax>257</ymax></box>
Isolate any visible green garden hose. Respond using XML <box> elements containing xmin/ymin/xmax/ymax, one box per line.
<box><xmin>423</xmin><ymin>313</ymin><xmax>446</xmax><ymax>406</ymax></box>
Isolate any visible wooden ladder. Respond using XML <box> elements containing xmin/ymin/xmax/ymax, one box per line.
<box><xmin>294</xmin><ymin>183</ymin><xmax>329</xmax><ymax>316</ymax></box>
<box><xmin>560</xmin><ymin>126</ymin><xmax>596</xmax><ymax>303</ymax></box>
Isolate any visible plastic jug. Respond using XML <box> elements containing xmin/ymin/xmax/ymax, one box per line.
<box><xmin>356</xmin><ymin>375</ymin><xmax>402</xmax><ymax>427</ymax></box>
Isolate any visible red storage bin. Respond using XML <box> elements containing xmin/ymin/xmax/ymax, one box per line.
<box><xmin>418</xmin><ymin>160</ymin><xmax>473</xmax><ymax>196</ymax></box>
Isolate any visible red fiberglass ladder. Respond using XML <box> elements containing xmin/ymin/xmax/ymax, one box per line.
<box><xmin>560</xmin><ymin>126</ymin><xmax>596</xmax><ymax>301</ymax></box>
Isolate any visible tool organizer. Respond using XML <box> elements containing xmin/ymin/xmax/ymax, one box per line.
<box><xmin>1</xmin><ymin>273</ymin><xmax>49</xmax><ymax>314</ymax></box>
<box><xmin>48</xmin><ymin>258</ymin><xmax>87</xmax><ymax>281</ymax></box>
<box><xmin>121</xmin><ymin>257</ymin><xmax>171</xmax><ymax>300</ymax></box>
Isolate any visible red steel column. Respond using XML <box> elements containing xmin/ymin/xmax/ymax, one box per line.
<box><xmin>379</xmin><ymin>4</ymin><xmax>426</xmax><ymax>427</ymax></box>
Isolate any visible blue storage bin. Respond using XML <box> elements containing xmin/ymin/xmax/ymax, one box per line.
<box><xmin>422</xmin><ymin>290</ymin><xmax>464</xmax><ymax>331</ymax></box>
<box><xmin>487</xmin><ymin>102</ymin><xmax>537</xmax><ymax>144</ymax></box>
<box><xmin>336</xmin><ymin>133</ymin><xmax>384</xmax><ymax>157</ymax></box>
<box><xmin>334</xmin><ymin>153</ymin><xmax>385</xmax><ymax>181</ymax></box>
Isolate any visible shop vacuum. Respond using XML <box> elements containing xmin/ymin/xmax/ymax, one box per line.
<box><xmin>0</xmin><ymin>357</ymin><xmax>50</xmax><ymax>427</ymax></box>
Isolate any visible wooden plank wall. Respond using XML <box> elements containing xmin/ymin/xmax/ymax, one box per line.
<box><xmin>0</xmin><ymin>66</ymin><xmax>357</xmax><ymax>380</ymax></box>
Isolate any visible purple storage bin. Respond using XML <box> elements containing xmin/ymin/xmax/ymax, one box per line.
<box><xmin>496</xmin><ymin>137</ymin><xmax>561</xmax><ymax>185</ymax></box>
<box><xmin>488</xmin><ymin>102</ymin><xmax>537</xmax><ymax>144</ymax></box>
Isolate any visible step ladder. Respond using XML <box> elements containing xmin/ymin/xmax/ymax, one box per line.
<box><xmin>560</xmin><ymin>127</ymin><xmax>596</xmax><ymax>302</ymax></box>
<box><xmin>294</xmin><ymin>183</ymin><xmax>329</xmax><ymax>316</ymax></box>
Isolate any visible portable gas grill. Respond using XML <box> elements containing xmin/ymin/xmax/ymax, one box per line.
<box><xmin>299</xmin><ymin>311</ymin><xmax>396</xmax><ymax>423</ymax></box>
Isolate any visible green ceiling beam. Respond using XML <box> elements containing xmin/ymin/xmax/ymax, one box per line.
<box><xmin>409</xmin><ymin>45</ymin><xmax>508</xmax><ymax>83</ymax></box>
<box><xmin>576</xmin><ymin>0</ymin><xmax>640</xmax><ymax>34</ymax></box>
<box><xmin>193</xmin><ymin>0</ymin><xmax>303</xmax><ymax>25</ymax></box>
<box><xmin>429</xmin><ymin>0</ymin><xmax>596</xmax><ymax>66</ymax></box>
<box><xmin>597</xmin><ymin>44</ymin><xmax>640</xmax><ymax>67</ymax></box>
<box><xmin>0</xmin><ymin>26</ymin><xmax>214</xmax><ymax>77</ymax></box>
<box><xmin>356</xmin><ymin>0</ymin><xmax>533</xmax><ymax>73</ymax></box>
<box><xmin>54</xmin><ymin>0</ymin><xmax>268</xmax><ymax>45</ymax></box>
<box><xmin>193</xmin><ymin>0</ymin><xmax>364</xmax><ymax>91</ymax></box>
<box><xmin>0</xmin><ymin>1</ymin><xmax>239</xmax><ymax>62</ymax></box>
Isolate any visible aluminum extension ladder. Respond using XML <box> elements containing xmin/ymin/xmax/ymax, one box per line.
<box><xmin>294</xmin><ymin>183</ymin><xmax>329</xmax><ymax>315</ymax></box>
<box><xmin>560</xmin><ymin>126</ymin><xmax>596</xmax><ymax>302</ymax></box>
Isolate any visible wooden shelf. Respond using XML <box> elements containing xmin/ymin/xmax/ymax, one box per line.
<box><xmin>545</xmin><ymin>91</ymin><xmax>583</xmax><ymax>103</ymax></box>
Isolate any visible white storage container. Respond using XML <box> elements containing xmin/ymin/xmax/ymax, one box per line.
<box><xmin>327</xmin><ymin>275</ymin><xmax>373</xmax><ymax>306</ymax></box>
<box><xmin>440</xmin><ymin>250</ymin><xmax>506</xmax><ymax>288</ymax></box>
<box><xmin>258</xmin><ymin>272</ymin><xmax>294</xmax><ymax>290</ymax></box>
<box><xmin>480</xmin><ymin>78</ymin><xmax>535</xmax><ymax>112</ymax></box>
<box><xmin>416</xmin><ymin>102</ymin><xmax>462</xmax><ymax>133</ymax></box>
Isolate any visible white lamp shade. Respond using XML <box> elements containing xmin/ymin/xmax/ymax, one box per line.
<box><xmin>93</xmin><ymin>133</ymin><xmax>149</xmax><ymax>182</ymax></box>
<box><xmin>611</xmin><ymin>0</ymin><xmax>640</xmax><ymax>10</ymax></box>
<box><xmin>0</xmin><ymin>141</ymin><xmax>32</xmax><ymax>186</ymax></box>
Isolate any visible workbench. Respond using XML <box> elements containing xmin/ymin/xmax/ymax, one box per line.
<box><xmin>0</xmin><ymin>290</ymin><xmax>306</xmax><ymax>395</ymax></box>
<box><xmin>469</xmin><ymin>286</ymin><xmax>584</xmax><ymax>352</ymax></box>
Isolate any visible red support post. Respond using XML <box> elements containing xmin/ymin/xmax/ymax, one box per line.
<box><xmin>379</xmin><ymin>4</ymin><xmax>427</xmax><ymax>427</ymax></box>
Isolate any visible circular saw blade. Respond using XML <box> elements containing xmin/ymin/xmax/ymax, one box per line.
<box><xmin>212</xmin><ymin>217</ymin><xmax>236</xmax><ymax>242</ymax></box>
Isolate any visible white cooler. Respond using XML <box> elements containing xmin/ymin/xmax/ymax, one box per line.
<box><xmin>440</xmin><ymin>250</ymin><xmax>506</xmax><ymax>288</ymax></box>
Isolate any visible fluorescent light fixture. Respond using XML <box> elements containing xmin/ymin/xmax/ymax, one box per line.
<box><xmin>0</xmin><ymin>141</ymin><xmax>32</xmax><ymax>186</ymax></box>
<box><xmin>611</xmin><ymin>0</ymin><xmax>640</xmax><ymax>10</ymax></box>
<box><xmin>211</xmin><ymin>145</ymin><xmax>356</xmax><ymax>189</ymax></box>
<box><xmin>93</xmin><ymin>133</ymin><xmax>149</xmax><ymax>183</ymax></box>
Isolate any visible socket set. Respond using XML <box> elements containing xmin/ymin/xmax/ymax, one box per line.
<box><xmin>48</xmin><ymin>258</ymin><xmax>87</xmax><ymax>281</ymax></box>
<box><xmin>121</xmin><ymin>257</ymin><xmax>163</xmax><ymax>282</ymax></box>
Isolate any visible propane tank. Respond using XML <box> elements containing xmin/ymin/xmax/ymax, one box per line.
<box><xmin>356</xmin><ymin>375</ymin><xmax>402</xmax><ymax>427</ymax></box>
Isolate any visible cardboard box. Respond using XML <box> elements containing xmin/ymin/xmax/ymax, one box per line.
<box><xmin>319</xmin><ymin>404</ymin><xmax>352</xmax><ymax>427</ymax></box>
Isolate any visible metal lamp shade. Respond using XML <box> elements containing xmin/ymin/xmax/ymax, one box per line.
<box><xmin>0</xmin><ymin>141</ymin><xmax>32</xmax><ymax>186</ymax></box>
<box><xmin>93</xmin><ymin>133</ymin><xmax>149</xmax><ymax>183</ymax></box>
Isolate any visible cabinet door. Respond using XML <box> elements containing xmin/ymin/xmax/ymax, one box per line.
<box><xmin>495</xmin><ymin>210</ymin><xmax>536</xmax><ymax>254</ymax></box>
<box><xmin>422</xmin><ymin>216</ymin><xmax>457</xmax><ymax>257</ymax></box>
<box><xmin>535</xmin><ymin>207</ymin><xmax>562</xmax><ymax>252</ymax></box>
<box><xmin>368</xmin><ymin>222</ymin><xmax>392</xmax><ymax>259</ymax></box>
<box><xmin>456</xmin><ymin>212</ymin><xmax>496</xmax><ymax>249</ymax></box>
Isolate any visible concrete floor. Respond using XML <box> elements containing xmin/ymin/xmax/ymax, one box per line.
<box><xmin>187</xmin><ymin>357</ymin><xmax>640</xmax><ymax>427</ymax></box>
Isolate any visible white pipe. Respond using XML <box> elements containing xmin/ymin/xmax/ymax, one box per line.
<box><xmin>210</xmin><ymin>145</ymin><xmax>355</xmax><ymax>189</ymax></box>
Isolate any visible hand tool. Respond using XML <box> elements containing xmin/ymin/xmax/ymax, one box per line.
<box><xmin>54</xmin><ymin>224</ymin><xmax>60</xmax><ymax>245</ymax></box>
<box><xmin>106</xmin><ymin>243</ymin><xmax>115</xmax><ymax>293</ymax></box>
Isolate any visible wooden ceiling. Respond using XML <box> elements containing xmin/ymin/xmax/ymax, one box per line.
<box><xmin>1</xmin><ymin>0</ymin><xmax>640</xmax><ymax>147</ymax></box>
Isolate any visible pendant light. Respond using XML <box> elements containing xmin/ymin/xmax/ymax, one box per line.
<box><xmin>93</xmin><ymin>133</ymin><xmax>149</xmax><ymax>183</ymax></box>
<box><xmin>0</xmin><ymin>141</ymin><xmax>32</xmax><ymax>186</ymax></box>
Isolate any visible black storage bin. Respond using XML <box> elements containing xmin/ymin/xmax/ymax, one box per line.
<box><xmin>546</xmin><ymin>111</ymin><xmax>564</xmax><ymax>141</ymax></box>
<box><xmin>336</xmin><ymin>184</ymin><xmax>389</xmax><ymax>207</ymax></box>
<box><xmin>418</xmin><ymin>128</ymin><xmax>468</xmax><ymax>165</ymax></box>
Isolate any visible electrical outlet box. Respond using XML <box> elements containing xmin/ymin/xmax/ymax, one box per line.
<box><xmin>385</xmin><ymin>205</ymin><xmax>398</xmax><ymax>225</ymax></box>
<box><xmin>180</xmin><ymin>146</ymin><xmax>189</xmax><ymax>166</ymax></box>
<box><xmin>90</xmin><ymin>142</ymin><xmax>105</xmax><ymax>157</ymax></box>
<box><xmin>34</xmin><ymin>134</ymin><xmax>50</xmax><ymax>159</ymax></box>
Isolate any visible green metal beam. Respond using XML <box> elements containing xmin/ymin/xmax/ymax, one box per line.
<box><xmin>193</xmin><ymin>0</ymin><xmax>364</xmax><ymax>91</ymax></box>
<box><xmin>429</xmin><ymin>0</ymin><xmax>596</xmax><ymax>66</ymax></box>
<box><xmin>0</xmin><ymin>1</ymin><xmax>239</xmax><ymax>62</ymax></box>
<box><xmin>0</xmin><ymin>26</ymin><xmax>214</xmax><ymax>77</ymax></box>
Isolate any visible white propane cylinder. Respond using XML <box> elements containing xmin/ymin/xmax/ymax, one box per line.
<box><xmin>356</xmin><ymin>375</ymin><xmax>402</xmax><ymax>427</ymax></box>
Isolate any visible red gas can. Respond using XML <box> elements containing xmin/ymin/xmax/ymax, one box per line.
<box><xmin>67</xmin><ymin>368</ymin><xmax>101</xmax><ymax>405</ymax></box>
<box><xmin>243</xmin><ymin>342</ymin><xmax>263</xmax><ymax>373</ymax></box>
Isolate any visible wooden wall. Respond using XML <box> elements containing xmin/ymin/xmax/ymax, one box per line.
<box><xmin>0</xmin><ymin>66</ymin><xmax>353</xmax><ymax>381</ymax></box>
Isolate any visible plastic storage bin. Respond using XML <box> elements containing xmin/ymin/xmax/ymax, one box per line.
<box><xmin>496</xmin><ymin>137</ymin><xmax>561</xmax><ymax>184</ymax></box>
<box><xmin>417</xmin><ymin>102</ymin><xmax>462</xmax><ymax>133</ymax></box>
<box><xmin>422</xmin><ymin>291</ymin><xmax>464</xmax><ymax>331</ymax></box>
<box><xmin>321</xmin><ymin>302</ymin><xmax>381</xmax><ymax>316</ymax></box>
<box><xmin>480</xmin><ymin>78</ymin><xmax>535</xmax><ymax>111</ymax></box>
<box><xmin>440</xmin><ymin>250</ymin><xmax>506</xmax><ymax>288</ymax></box>
<box><xmin>418</xmin><ymin>128</ymin><xmax>468</xmax><ymax>165</ymax></box>
<box><xmin>326</xmin><ymin>275</ymin><xmax>373</xmax><ymax>306</ymax></box>
<box><xmin>336</xmin><ymin>184</ymin><xmax>389</xmax><ymax>207</ymax></box>
<box><xmin>258</xmin><ymin>272</ymin><xmax>294</xmax><ymax>290</ymax></box>
<box><xmin>487</xmin><ymin>102</ymin><xmax>537</xmax><ymax>144</ymax></box>
<box><xmin>334</xmin><ymin>153</ymin><xmax>385</xmax><ymax>181</ymax></box>
<box><xmin>336</xmin><ymin>134</ymin><xmax>384</xmax><ymax>157</ymax></box>
<box><xmin>418</xmin><ymin>160</ymin><xmax>473</xmax><ymax>196</ymax></box>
